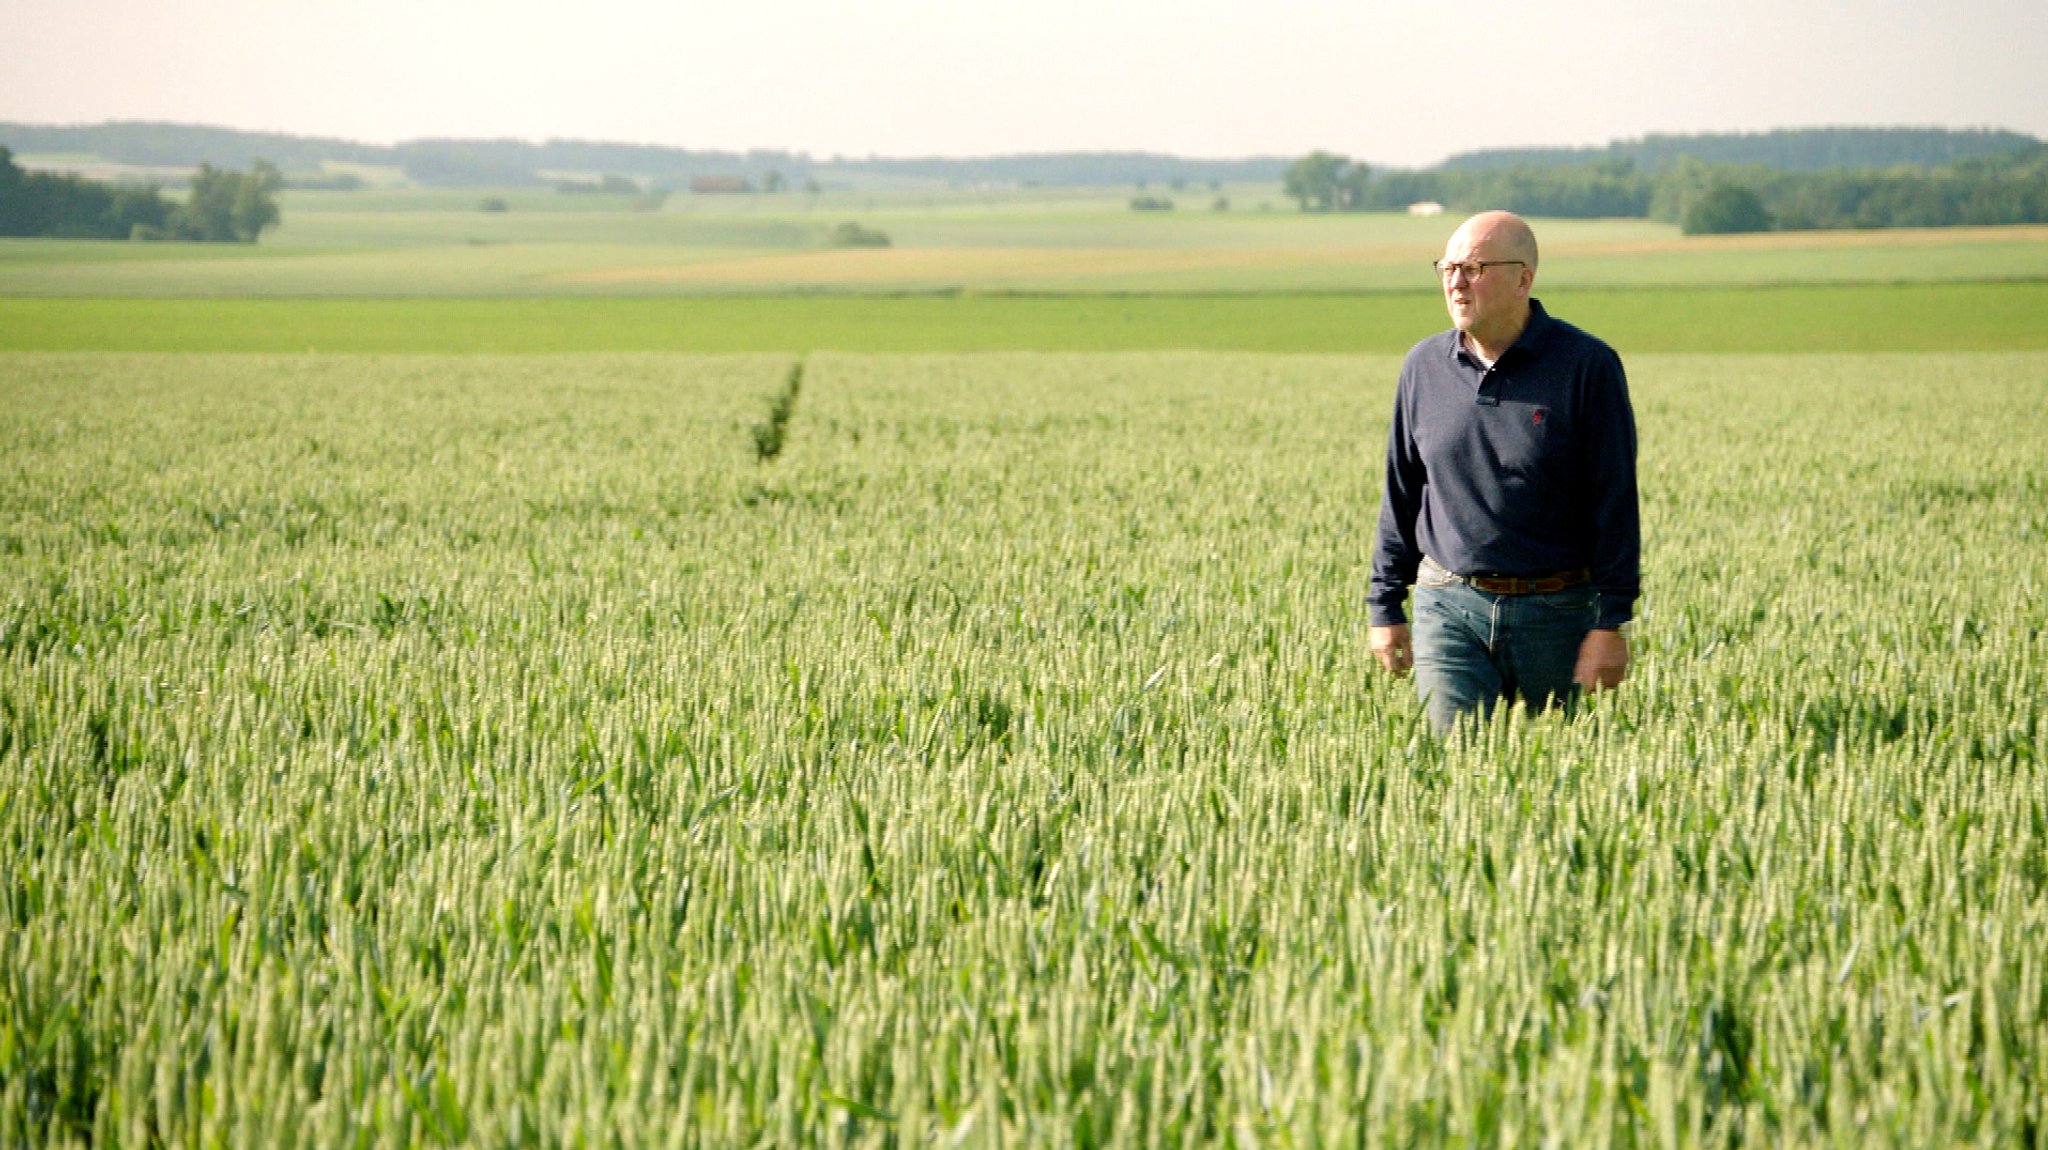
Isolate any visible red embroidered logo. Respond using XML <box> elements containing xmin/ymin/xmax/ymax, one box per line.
<box><xmin>1531</xmin><ymin>409</ymin><xmax>1546</xmax><ymax>425</ymax></box>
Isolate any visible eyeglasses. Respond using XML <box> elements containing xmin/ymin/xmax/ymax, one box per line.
<box><xmin>1433</xmin><ymin>259</ymin><xmax>1526</xmax><ymax>282</ymax></box>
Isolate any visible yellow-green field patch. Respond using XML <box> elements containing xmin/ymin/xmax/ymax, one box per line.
<box><xmin>552</xmin><ymin>244</ymin><xmax>1436</xmax><ymax>289</ymax></box>
<box><xmin>5</xmin><ymin>281</ymin><xmax>2046</xmax><ymax>354</ymax></box>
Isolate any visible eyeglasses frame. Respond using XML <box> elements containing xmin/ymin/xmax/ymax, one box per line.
<box><xmin>1432</xmin><ymin>259</ymin><xmax>1528</xmax><ymax>282</ymax></box>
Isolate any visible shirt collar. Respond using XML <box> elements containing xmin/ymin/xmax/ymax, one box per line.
<box><xmin>1450</xmin><ymin>297</ymin><xmax>1555</xmax><ymax>368</ymax></box>
<box><xmin>1515</xmin><ymin>298</ymin><xmax>1556</xmax><ymax>358</ymax></box>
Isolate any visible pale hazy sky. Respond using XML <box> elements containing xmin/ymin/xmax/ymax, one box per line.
<box><xmin>3</xmin><ymin>0</ymin><xmax>2044</xmax><ymax>167</ymax></box>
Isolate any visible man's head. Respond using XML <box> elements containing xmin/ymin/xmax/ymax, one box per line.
<box><xmin>1439</xmin><ymin>210</ymin><xmax>1538</xmax><ymax>351</ymax></box>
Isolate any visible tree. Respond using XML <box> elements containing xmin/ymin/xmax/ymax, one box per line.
<box><xmin>1283</xmin><ymin>152</ymin><xmax>1369</xmax><ymax>212</ymax></box>
<box><xmin>1283</xmin><ymin>151</ymin><xmax>1348</xmax><ymax>212</ymax></box>
<box><xmin>172</xmin><ymin>161</ymin><xmax>283</xmax><ymax>242</ymax></box>
<box><xmin>1682</xmin><ymin>182</ymin><xmax>1772</xmax><ymax>235</ymax></box>
<box><xmin>1340</xmin><ymin>161</ymin><xmax>1371</xmax><ymax>210</ymax></box>
<box><xmin>826</xmin><ymin>221</ymin><xmax>890</xmax><ymax>248</ymax></box>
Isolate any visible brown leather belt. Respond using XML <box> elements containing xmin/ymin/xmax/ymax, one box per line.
<box><xmin>1465</xmin><ymin>569</ymin><xmax>1591</xmax><ymax>595</ymax></box>
<box><xmin>1424</xmin><ymin>556</ymin><xmax>1591</xmax><ymax>596</ymax></box>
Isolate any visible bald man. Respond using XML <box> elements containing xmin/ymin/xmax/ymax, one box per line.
<box><xmin>1368</xmin><ymin>211</ymin><xmax>1640</xmax><ymax>733</ymax></box>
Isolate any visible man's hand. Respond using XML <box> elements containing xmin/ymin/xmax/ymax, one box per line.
<box><xmin>1371</xmin><ymin>624</ymin><xmax>1413</xmax><ymax>677</ymax></box>
<box><xmin>1574</xmin><ymin>628</ymin><xmax>1629</xmax><ymax>692</ymax></box>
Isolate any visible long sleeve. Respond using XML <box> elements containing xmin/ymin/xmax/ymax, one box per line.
<box><xmin>1368</xmin><ymin>369</ymin><xmax>1424</xmax><ymax>627</ymax></box>
<box><xmin>1579</xmin><ymin>348</ymin><xmax>1640</xmax><ymax>629</ymax></box>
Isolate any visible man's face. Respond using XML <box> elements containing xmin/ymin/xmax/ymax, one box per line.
<box><xmin>1439</xmin><ymin>224</ymin><xmax>1533</xmax><ymax>337</ymax></box>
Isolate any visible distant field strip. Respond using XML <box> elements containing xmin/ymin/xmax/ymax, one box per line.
<box><xmin>7</xmin><ymin>222</ymin><xmax>2048</xmax><ymax>296</ymax></box>
<box><xmin>557</xmin><ymin>225</ymin><xmax>2048</xmax><ymax>290</ymax></box>
<box><xmin>555</xmin><ymin>245</ymin><xmax>1446</xmax><ymax>288</ymax></box>
<box><xmin>3</xmin><ymin>282</ymin><xmax>2047</xmax><ymax>354</ymax></box>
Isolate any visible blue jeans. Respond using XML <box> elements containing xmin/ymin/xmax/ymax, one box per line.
<box><xmin>1411</xmin><ymin>559</ymin><xmax>1598</xmax><ymax>734</ymax></box>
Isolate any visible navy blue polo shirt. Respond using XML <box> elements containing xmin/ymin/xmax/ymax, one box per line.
<box><xmin>1369</xmin><ymin>298</ymin><xmax>1640</xmax><ymax>630</ymax></box>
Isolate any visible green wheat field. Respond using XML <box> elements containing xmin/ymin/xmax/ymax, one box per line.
<box><xmin>2</xmin><ymin>191</ymin><xmax>2046</xmax><ymax>1147</ymax></box>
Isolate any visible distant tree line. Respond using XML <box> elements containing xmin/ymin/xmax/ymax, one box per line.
<box><xmin>1438</xmin><ymin>127</ymin><xmax>2044</xmax><ymax>174</ymax></box>
<box><xmin>850</xmin><ymin>153</ymin><xmax>1285</xmax><ymax>189</ymax></box>
<box><xmin>1651</xmin><ymin>150</ymin><xmax>2048</xmax><ymax>232</ymax></box>
<box><xmin>0</xmin><ymin>121</ymin><xmax>383</xmax><ymax>171</ymax></box>
<box><xmin>0</xmin><ymin>148</ymin><xmax>282</xmax><ymax>241</ymax></box>
<box><xmin>8</xmin><ymin>120</ymin><xmax>2042</xmax><ymax>212</ymax></box>
<box><xmin>1</xmin><ymin>147</ymin><xmax>170</xmax><ymax>238</ymax></box>
<box><xmin>1287</xmin><ymin>146</ymin><xmax>2048</xmax><ymax>234</ymax></box>
<box><xmin>1</xmin><ymin>121</ymin><xmax>1296</xmax><ymax>191</ymax></box>
<box><xmin>1360</xmin><ymin>158</ymin><xmax>1654</xmax><ymax>219</ymax></box>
